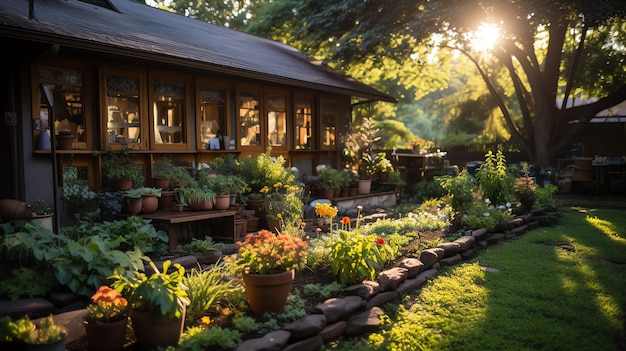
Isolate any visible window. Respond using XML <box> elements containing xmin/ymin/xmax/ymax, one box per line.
<box><xmin>33</xmin><ymin>65</ymin><xmax>87</xmax><ymax>151</ymax></box>
<box><xmin>294</xmin><ymin>97</ymin><xmax>313</xmax><ymax>150</ymax></box>
<box><xmin>101</xmin><ymin>68</ymin><xmax>147</xmax><ymax>149</ymax></box>
<box><xmin>238</xmin><ymin>88</ymin><xmax>261</xmax><ymax>148</ymax></box>
<box><xmin>149</xmin><ymin>74</ymin><xmax>191</xmax><ymax>150</ymax></box>
<box><xmin>267</xmin><ymin>92</ymin><xmax>287</xmax><ymax>148</ymax></box>
<box><xmin>197</xmin><ymin>79</ymin><xmax>229</xmax><ymax>150</ymax></box>
<box><xmin>320</xmin><ymin>98</ymin><xmax>337</xmax><ymax>150</ymax></box>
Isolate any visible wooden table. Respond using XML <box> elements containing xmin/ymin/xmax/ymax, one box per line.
<box><xmin>121</xmin><ymin>209</ymin><xmax>237</xmax><ymax>250</ymax></box>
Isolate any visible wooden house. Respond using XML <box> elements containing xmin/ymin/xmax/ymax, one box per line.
<box><xmin>0</xmin><ymin>0</ymin><xmax>395</xmax><ymax>224</ymax></box>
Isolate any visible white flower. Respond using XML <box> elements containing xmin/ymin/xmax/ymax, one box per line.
<box><xmin>483</xmin><ymin>212</ymin><xmax>490</xmax><ymax>217</ymax></box>
<box><xmin>197</xmin><ymin>162</ymin><xmax>210</xmax><ymax>170</ymax></box>
<box><xmin>485</xmin><ymin>198</ymin><xmax>491</xmax><ymax>204</ymax></box>
<box><xmin>498</xmin><ymin>205</ymin><xmax>505</xmax><ymax>210</ymax></box>
<box><xmin>506</xmin><ymin>202</ymin><xmax>511</xmax><ymax>208</ymax></box>
<box><xmin>516</xmin><ymin>202</ymin><xmax>521</xmax><ymax>207</ymax></box>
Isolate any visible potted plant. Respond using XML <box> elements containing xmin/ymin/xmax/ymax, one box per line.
<box><xmin>259</xmin><ymin>182</ymin><xmax>303</xmax><ymax>233</ymax></box>
<box><xmin>152</xmin><ymin>157</ymin><xmax>193</xmax><ymax>190</ymax></box>
<box><xmin>182</xmin><ymin>236</ymin><xmax>224</xmax><ymax>264</ymax></box>
<box><xmin>175</xmin><ymin>187</ymin><xmax>216</xmax><ymax>211</ymax></box>
<box><xmin>121</xmin><ymin>188</ymin><xmax>143</xmax><ymax>214</ymax></box>
<box><xmin>316</xmin><ymin>166</ymin><xmax>341</xmax><ymax>199</ymax></box>
<box><xmin>109</xmin><ymin>260</ymin><xmax>190</xmax><ymax>350</ymax></box>
<box><xmin>373</xmin><ymin>152</ymin><xmax>394</xmax><ymax>182</ymax></box>
<box><xmin>227</xmin><ymin>229</ymin><xmax>307</xmax><ymax>314</ymax></box>
<box><xmin>102</xmin><ymin>142</ymin><xmax>144</xmax><ymax>190</ymax></box>
<box><xmin>139</xmin><ymin>187</ymin><xmax>162</xmax><ymax>214</ymax></box>
<box><xmin>83</xmin><ymin>285</ymin><xmax>129</xmax><ymax>351</ymax></box>
<box><xmin>24</xmin><ymin>315</ymin><xmax>66</xmax><ymax>351</ymax></box>
<box><xmin>197</xmin><ymin>173</ymin><xmax>249</xmax><ymax>210</ymax></box>
<box><xmin>27</xmin><ymin>199</ymin><xmax>54</xmax><ymax>231</ymax></box>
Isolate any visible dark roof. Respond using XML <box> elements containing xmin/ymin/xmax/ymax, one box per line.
<box><xmin>0</xmin><ymin>0</ymin><xmax>396</xmax><ymax>102</ymax></box>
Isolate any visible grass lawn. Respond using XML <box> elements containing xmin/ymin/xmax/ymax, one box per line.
<box><xmin>326</xmin><ymin>205</ymin><xmax>626</xmax><ymax>351</ymax></box>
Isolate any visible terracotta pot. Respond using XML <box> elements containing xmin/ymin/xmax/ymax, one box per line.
<box><xmin>117</xmin><ymin>177</ymin><xmax>133</xmax><ymax>191</ymax></box>
<box><xmin>235</xmin><ymin>218</ymin><xmax>248</xmax><ymax>238</ymax></box>
<box><xmin>266</xmin><ymin>217</ymin><xmax>281</xmax><ymax>233</ymax></box>
<box><xmin>158</xmin><ymin>190</ymin><xmax>175</xmax><ymax>210</ymax></box>
<box><xmin>123</xmin><ymin>196</ymin><xmax>142</xmax><ymax>214</ymax></box>
<box><xmin>349</xmin><ymin>187</ymin><xmax>358</xmax><ymax>197</ymax></box>
<box><xmin>84</xmin><ymin>318</ymin><xmax>127</xmax><ymax>351</ymax></box>
<box><xmin>188</xmin><ymin>198</ymin><xmax>213</xmax><ymax>211</ymax></box>
<box><xmin>141</xmin><ymin>194</ymin><xmax>159</xmax><ymax>214</ymax></box>
<box><xmin>322</xmin><ymin>189</ymin><xmax>334</xmax><ymax>200</ymax></box>
<box><xmin>242</xmin><ymin>270</ymin><xmax>294</xmax><ymax>314</ymax></box>
<box><xmin>29</xmin><ymin>214</ymin><xmax>53</xmax><ymax>231</ymax></box>
<box><xmin>0</xmin><ymin>199</ymin><xmax>31</xmax><ymax>221</ymax></box>
<box><xmin>246</xmin><ymin>216</ymin><xmax>259</xmax><ymax>232</ymax></box>
<box><xmin>129</xmin><ymin>309</ymin><xmax>185</xmax><ymax>351</ymax></box>
<box><xmin>245</xmin><ymin>199</ymin><xmax>265</xmax><ymax>211</ymax></box>
<box><xmin>153</xmin><ymin>177</ymin><xmax>171</xmax><ymax>190</ymax></box>
<box><xmin>55</xmin><ymin>134</ymin><xmax>74</xmax><ymax>150</ymax></box>
<box><xmin>358</xmin><ymin>179</ymin><xmax>372</xmax><ymax>195</ymax></box>
<box><xmin>213</xmin><ymin>194</ymin><xmax>231</xmax><ymax>210</ymax></box>
<box><xmin>340</xmin><ymin>188</ymin><xmax>350</xmax><ymax>198</ymax></box>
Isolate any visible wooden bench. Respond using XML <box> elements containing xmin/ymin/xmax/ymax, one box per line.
<box><xmin>121</xmin><ymin>209</ymin><xmax>237</xmax><ymax>250</ymax></box>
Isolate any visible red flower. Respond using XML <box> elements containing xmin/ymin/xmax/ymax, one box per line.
<box><xmin>341</xmin><ymin>216</ymin><xmax>351</xmax><ymax>225</ymax></box>
<box><xmin>376</xmin><ymin>238</ymin><xmax>385</xmax><ymax>245</ymax></box>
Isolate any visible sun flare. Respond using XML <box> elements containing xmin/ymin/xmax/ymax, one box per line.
<box><xmin>468</xmin><ymin>22</ymin><xmax>501</xmax><ymax>52</ymax></box>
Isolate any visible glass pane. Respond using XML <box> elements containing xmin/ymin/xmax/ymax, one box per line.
<box><xmin>37</xmin><ymin>66</ymin><xmax>84</xmax><ymax>149</ymax></box>
<box><xmin>239</xmin><ymin>91</ymin><xmax>260</xmax><ymax>146</ymax></box>
<box><xmin>199</xmin><ymin>87</ymin><xmax>226</xmax><ymax>148</ymax></box>
<box><xmin>295</xmin><ymin>99</ymin><xmax>312</xmax><ymax>150</ymax></box>
<box><xmin>268</xmin><ymin>95</ymin><xmax>286</xmax><ymax>147</ymax></box>
<box><xmin>321</xmin><ymin>100</ymin><xmax>337</xmax><ymax>148</ymax></box>
<box><xmin>106</xmin><ymin>74</ymin><xmax>141</xmax><ymax>144</ymax></box>
<box><xmin>153</xmin><ymin>80</ymin><xmax>186</xmax><ymax>144</ymax></box>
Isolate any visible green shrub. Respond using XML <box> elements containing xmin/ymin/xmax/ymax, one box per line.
<box><xmin>184</xmin><ymin>264</ymin><xmax>245</xmax><ymax>322</ymax></box>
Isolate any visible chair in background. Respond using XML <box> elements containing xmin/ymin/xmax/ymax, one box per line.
<box><xmin>566</xmin><ymin>157</ymin><xmax>594</xmax><ymax>194</ymax></box>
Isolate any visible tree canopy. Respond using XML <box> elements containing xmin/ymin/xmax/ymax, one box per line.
<box><xmin>247</xmin><ymin>0</ymin><xmax>626</xmax><ymax>167</ymax></box>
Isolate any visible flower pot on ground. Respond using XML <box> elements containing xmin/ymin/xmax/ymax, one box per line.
<box><xmin>228</xmin><ymin>229</ymin><xmax>307</xmax><ymax>314</ymax></box>
<box><xmin>83</xmin><ymin>285</ymin><xmax>129</xmax><ymax>351</ymax></box>
<box><xmin>24</xmin><ymin>315</ymin><xmax>66</xmax><ymax>351</ymax></box>
<box><xmin>0</xmin><ymin>199</ymin><xmax>31</xmax><ymax>221</ymax></box>
<box><xmin>109</xmin><ymin>260</ymin><xmax>190</xmax><ymax>350</ymax></box>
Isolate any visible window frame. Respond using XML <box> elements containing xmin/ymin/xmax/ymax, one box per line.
<box><xmin>196</xmin><ymin>78</ymin><xmax>230</xmax><ymax>151</ymax></box>
<box><xmin>148</xmin><ymin>71</ymin><xmax>193</xmax><ymax>151</ymax></box>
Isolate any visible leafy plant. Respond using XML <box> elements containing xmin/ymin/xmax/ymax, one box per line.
<box><xmin>102</xmin><ymin>141</ymin><xmax>144</xmax><ymax>187</ymax></box>
<box><xmin>259</xmin><ymin>182</ymin><xmax>303</xmax><ymax>222</ymax></box>
<box><xmin>152</xmin><ymin>157</ymin><xmax>193</xmax><ymax>189</ymax></box>
<box><xmin>109</xmin><ymin>260</ymin><xmax>190</xmax><ymax>319</ymax></box>
<box><xmin>139</xmin><ymin>187</ymin><xmax>162</xmax><ymax>198</ymax></box>
<box><xmin>177</xmin><ymin>325</ymin><xmax>242</xmax><ymax>351</ymax></box>
<box><xmin>183</xmin><ymin>236</ymin><xmax>224</xmax><ymax>253</ymax></box>
<box><xmin>439</xmin><ymin>170</ymin><xmax>476</xmax><ymax>212</ymax></box>
<box><xmin>328</xmin><ymin>229</ymin><xmax>394</xmax><ymax>285</ymax></box>
<box><xmin>183</xmin><ymin>264</ymin><xmax>245</xmax><ymax>322</ymax></box>
<box><xmin>317</xmin><ymin>166</ymin><xmax>341</xmax><ymax>190</ymax></box>
<box><xmin>28</xmin><ymin>199</ymin><xmax>53</xmax><ymax>216</ymax></box>
<box><xmin>475</xmin><ymin>147</ymin><xmax>514</xmax><ymax>204</ymax></box>
<box><xmin>175</xmin><ymin>187</ymin><xmax>216</xmax><ymax>206</ymax></box>
<box><xmin>25</xmin><ymin>315</ymin><xmax>65</xmax><ymax>344</ymax></box>
<box><xmin>0</xmin><ymin>315</ymin><xmax>34</xmax><ymax>342</ymax></box>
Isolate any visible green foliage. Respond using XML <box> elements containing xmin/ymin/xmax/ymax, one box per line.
<box><xmin>328</xmin><ymin>229</ymin><xmax>395</xmax><ymax>285</ymax></box>
<box><xmin>184</xmin><ymin>264</ymin><xmax>245</xmax><ymax>322</ymax></box>
<box><xmin>102</xmin><ymin>141</ymin><xmax>144</xmax><ymax>186</ymax></box>
<box><xmin>28</xmin><ymin>199</ymin><xmax>53</xmax><ymax>216</ymax></box>
<box><xmin>301</xmin><ymin>281</ymin><xmax>344</xmax><ymax>300</ymax></box>
<box><xmin>0</xmin><ymin>315</ymin><xmax>34</xmax><ymax>342</ymax></box>
<box><xmin>534</xmin><ymin>183</ymin><xmax>558</xmax><ymax>208</ymax></box>
<box><xmin>0</xmin><ymin>217</ymin><xmax>165</xmax><ymax>298</ymax></box>
<box><xmin>239</xmin><ymin>147</ymin><xmax>297</xmax><ymax>196</ymax></box>
<box><xmin>25</xmin><ymin>315</ymin><xmax>65</xmax><ymax>344</ymax></box>
<box><xmin>475</xmin><ymin>147</ymin><xmax>514</xmax><ymax>205</ymax></box>
<box><xmin>182</xmin><ymin>236</ymin><xmax>224</xmax><ymax>253</ymax></box>
<box><xmin>439</xmin><ymin>170</ymin><xmax>476</xmax><ymax>212</ymax></box>
<box><xmin>461</xmin><ymin>199</ymin><xmax>515</xmax><ymax>230</ymax></box>
<box><xmin>110</xmin><ymin>260</ymin><xmax>190</xmax><ymax>319</ymax></box>
<box><xmin>0</xmin><ymin>267</ymin><xmax>57</xmax><ymax>300</ymax></box>
<box><xmin>177</xmin><ymin>325</ymin><xmax>242</xmax><ymax>351</ymax></box>
<box><xmin>317</xmin><ymin>166</ymin><xmax>342</xmax><ymax>190</ymax></box>
<box><xmin>411</xmin><ymin>179</ymin><xmax>447</xmax><ymax>203</ymax></box>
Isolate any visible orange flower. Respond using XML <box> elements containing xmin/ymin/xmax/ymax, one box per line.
<box><xmin>341</xmin><ymin>216</ymin><xmax>351</xmax><ymax>225</ymax></box>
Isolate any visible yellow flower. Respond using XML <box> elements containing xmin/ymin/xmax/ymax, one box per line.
<box><xmin>201</xmin><ymin>316</ymin><xmax>211</xmax><ymax>325</ymax></box>
<box><xmin>273</xmin><ymin>182</ymin><xmax>283</xmax><ymax>188</ymax></box>
<box><xmin>259</xmin><ymin>186</ymin><xmax>269</xmax><ymax>193</ymax></box>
